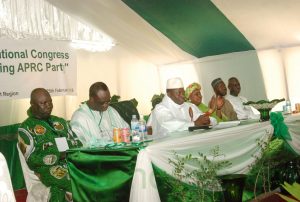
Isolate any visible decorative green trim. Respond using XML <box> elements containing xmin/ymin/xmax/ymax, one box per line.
<box><xmin>270</xmin><ymin>112</ymin><xmax>291</xmax><ymax>140</ymax></box>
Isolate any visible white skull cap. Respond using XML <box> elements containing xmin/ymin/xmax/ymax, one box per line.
<box><xmin>166</xmin><ymin>77</ymin><xmax>184</xmax><ymax>89</ymax></box>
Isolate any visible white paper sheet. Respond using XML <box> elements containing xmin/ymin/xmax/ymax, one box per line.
<box><xmin>54</xmin><ymin>137</ymin><xmax>69</xmax><ymax>152</ymax></box>
<box><xmin>213</xmin><ymin>121</ymin><xmax>241</xmax><ymax>129</ymax></box>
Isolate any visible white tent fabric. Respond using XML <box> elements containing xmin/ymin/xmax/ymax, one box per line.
<box><xmin>45</xmin><ymin>0</ymin><xmax>195</xmax><ymax>65</ymax></box>
<box><xmin>44</xmin><ymin>0</ymin><xmax>300</xmax><ymax>62</ymax></box>
<box><xmin>41</xmin><ymin>0</ymin><xmax>300</xmax><ymax>113</ymax></box>
<box><xmin>0</xmin><ymin>0</ymin><xmax>114</xmax><ymax>50</ymax></box>
<box><xmin>212</xmin><ymin>0</ymin><xmax>300</xmax><ymax>50</ymax></box>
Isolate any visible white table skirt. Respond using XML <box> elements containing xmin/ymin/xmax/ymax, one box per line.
<box><xmin>130</xmin><ymin>121</ymin><xmax>275</xmax><ymax>202</ymax></box>
<box><xmin>285</xmin><ymin>113</ymin><xmax>300</xmax><ymax>154</ymax></box>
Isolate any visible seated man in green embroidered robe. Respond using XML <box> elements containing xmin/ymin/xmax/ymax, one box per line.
<box><xmin>18</xmin><ymin>88</ymin><xmax>82</xmax><ymax>202</ymax></box>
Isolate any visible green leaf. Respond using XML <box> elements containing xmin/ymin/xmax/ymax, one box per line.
<box><xmin>281</xmin><ymin>182</ymin><xmax>300</xmax><ymax>200</ymax></box>
<box><xmin>276</xmin><ymin>193</ymin><xmax>299</xmax><ymax>202</ymax></box>
<box><xmin>291</xmin><ymin>182</ymin><xmax>300</xmax><ymax>190</ymax></box>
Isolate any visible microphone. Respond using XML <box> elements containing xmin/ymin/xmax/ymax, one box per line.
<box><xmin>188</xmin><ymin>125</ymin><xmax>211</xmax><ymax>131</ymax></box>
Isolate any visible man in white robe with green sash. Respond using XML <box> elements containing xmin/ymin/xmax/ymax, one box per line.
<box><xmin>70</xmin><ymin>82</ymin><xmax>129</xmax><ymax>147</ymax></box>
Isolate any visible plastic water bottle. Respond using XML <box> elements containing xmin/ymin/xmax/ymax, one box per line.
<box><xmin>131</xmin><ymin>115</ymin><xmax>140</xmax><ymax>143</ymax></box>
<box><xmin>139</xmin><ymin>115</ymin><xmax>147</xmax><ymax>142</ymax></box>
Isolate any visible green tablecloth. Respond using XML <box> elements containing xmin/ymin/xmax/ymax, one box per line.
<box><xmin>67</xmin><ymin>146</ymin><xmax>139</xmax><ymax>202</ymax></box>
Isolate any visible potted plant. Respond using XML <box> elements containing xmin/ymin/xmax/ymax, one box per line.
<box><xmin>166</xmin><ymin>146</ymin><xmax>232</xmax><ymax>201</ymax></box>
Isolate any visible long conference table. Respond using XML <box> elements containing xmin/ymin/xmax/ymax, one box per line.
<box><xmin>66</xmin><ymin>114</ymin><xmax>300</xmax><ymax>202</ymax></box>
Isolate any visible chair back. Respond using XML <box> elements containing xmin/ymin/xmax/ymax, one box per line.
<box><xmin>110</xmin><ymin>100</ymin><xmax>140</xmax><ymax>125</ymax></box>
<box><xmin>16</xmin><ymin>144</ymin><xmax>50</xmax><ymax>202</ymax></box>
<box><xmin>0</xmin><ymin>152</ymin><xmax>16</xmax><ymax>202</ymax></box>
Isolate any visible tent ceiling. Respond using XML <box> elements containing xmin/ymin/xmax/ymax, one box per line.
<box><xmin>123</xmin><ymin>0</ymin><xmax>254</xmax><ymax>58</ymax></box>
<box><xmin>45</xmin><ymin>0</ymin><xmax>300</xmax><ymax>61</ymax></box>
<box><xmin>45</xmin><ymin>0</ymin><xmax>194</xmax><ymax>65</ymax></box>
<box><xmin>212</xmin><ymin>0</ymin><xmax>300</xmax><ymax>50</ymax></box>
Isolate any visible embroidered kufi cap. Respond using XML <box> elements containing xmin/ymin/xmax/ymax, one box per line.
<box><xmin>166</xmin><ymin>77</ymin><xmax>184</xmax><ymax>89</ymax></box>
<box><xmin>211</xmin><ymin>78</ymin><xmax>223</xmax><ymax>88</ymax></box>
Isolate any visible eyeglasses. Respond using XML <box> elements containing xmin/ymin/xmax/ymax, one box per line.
<box><xmin>94</xmin><ymin>97</ymin><xmax>111</xmax><ymax>106</ymax></box>
<box><xmin>98</xmin><ymin>100</ymin><xmax>111</xmax><ymax>106</ymax></box>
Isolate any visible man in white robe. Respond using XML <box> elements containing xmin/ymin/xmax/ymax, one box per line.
<box><xmin>226</xmin><ymin>77</ymin><xmax>259</xmax><ymax>120</ymax></box>
<box><xmin>70</xmin><ymin>82</ymin><xmax>129</xmax><ymax>147</ymax></box>
<box><xmin>151</xmin><ymin>77</ymin><xmax>217</xmax><ymax>138</ymax></box>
